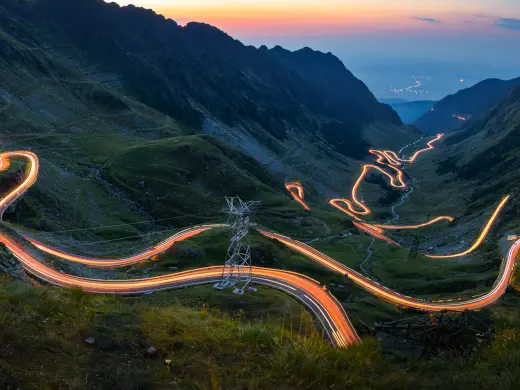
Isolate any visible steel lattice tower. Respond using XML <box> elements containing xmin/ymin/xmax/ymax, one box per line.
<box><xmin>214</xmin><ymin>197</ymin><xmax>259</xmax><ymax>294</ymax></box>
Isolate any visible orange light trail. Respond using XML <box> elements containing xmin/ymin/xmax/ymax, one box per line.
<box><xmin>453</xmin><ymin>114</ymin><xmax>467</xmax><ymax>121</ymax></box>
<box><xmin>353</xmin><ymin>221</ymin><xmax>402</xmax><ymax>247</ymax></box>
<box><xmin>0</xmin><ymin>151</ymin><xmax>359</xmax><ymax>348</ymax></box>
<box><xmin>0</xmin><ymin>149</ymin><xmax>516</xmax><ymax>349</ymax></box>
<box><xmin>329</xmin><ymin>163</ymin><xmax>406</xmax><ymax>219</ymax></box>
<box><xmin>261</xmin><ymin>230</ymin><xmax>519</xmax><ymax>312</ymax></box>
<box><xmin>373</xmin><ymin>216</ymin><xmax>454</xmax><ymax>230</ymax></box>
<box><xmin>372</xmin><ymin>134</ymin><xmax>444</xmax><ymax>165</ymax></box>
<box><xmin>0</xmin><ymin>151</ymin><xmax>39</xmax><ymax>219</ymax></box>
<box><xmin>329</xmin><ymin>135</ymin><xmax>444</xmax><ymax>222</ymax></box>
<box><xmin>426</xmin><ymin>196</ymin><xmax>510</xmax><ymax>259</ymax></box>
<box><xmin>0</xmin><ymin>230</ymin><xmax>359</xmax><ymax>347</ymax></box>
<box><xmin>285</xmin><ymin>181</ymin><xmax>311</xmax><ymax>210</ymax></box>
<box><xmin>22</xmin><ymin>225</ymin><xmax>223</xmax><ymax>267</ymax></box>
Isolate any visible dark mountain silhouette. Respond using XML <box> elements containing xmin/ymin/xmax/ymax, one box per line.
<box><xmin>415</xmin><ymin>77</ymin><xmax>520</xmax><ymax>134</ymax></box>
<box><xmin>269</xmin><ymin>46</ymin><xmax>401</xmax><ymax>124</ymax></box>
<box><xmin>2</xmin><ymin>0</ymin><xmax>414</xmax><ymax>161</ymax></box>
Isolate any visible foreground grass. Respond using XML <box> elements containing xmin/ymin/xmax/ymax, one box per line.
<box><xmin>2</xmin><ymin>276</ymin><xmax>520</xmax><ymax>389</ymax></box>
<box><xmin>0</xmin><ymin>277</ymin><xmax>382</xmax><ymax>389</ymax></box>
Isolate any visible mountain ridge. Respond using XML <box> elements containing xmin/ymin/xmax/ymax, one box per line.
<box><xmin>30</xmin><ymin>0</ymin><xmax>413</xmax><ymax>156</ymax></box>
<box><xmin>415</xmin><ymin>77</ymin><xmax>520</xmax><ymax>134</ymax></box>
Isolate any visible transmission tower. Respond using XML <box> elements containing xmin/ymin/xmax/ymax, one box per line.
<box><xmin>213</xmin><ymin>196</ymin><xmax>259</xmax><ymax>295</ymax></box>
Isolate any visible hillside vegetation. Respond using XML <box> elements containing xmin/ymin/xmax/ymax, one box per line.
<box><xmin>430</xmin><ymin>85</ymin><xmax>520</xmax><ymax>223</ymax></box>
<box><xmin>0</xmin><ymin>0</ymin><xmax>420</xmax><ymax>237</ymax></box>
<box><xmin>2</xmin><ymin>274</ymin><xmax>520</xmax><ymax>389</ymax></box>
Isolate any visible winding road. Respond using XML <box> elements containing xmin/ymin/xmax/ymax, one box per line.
<box><xmin>0</xmin><ymin>134</ymin><xmax>517</xmax><ymax>349</ymax></box>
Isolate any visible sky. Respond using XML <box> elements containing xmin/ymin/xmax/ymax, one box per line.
<box><xmin>109</xmin><ymin>1</ymin><xmax>520</xmax><ymax>100</ymax></box>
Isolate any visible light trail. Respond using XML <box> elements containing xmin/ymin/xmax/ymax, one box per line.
<box><xmin>0</xmin><ymin>232</ymin><xmax>359</xmax><ymax>347</ymax></box>
<box><xmin>261</xmin><ymin>230</ymin><xmax>519</xmax><ymax>312</ymax></box>
<box><xmin>21</xmin><ymin>225</ymin><xmax>222</xmax><ymax>267</ymax></box>
<box><xmin>372</xmin><ymin>134</ymin><xmax>444</xmax><ymax>165</ymax></box>
<box><xmin>285</xmin><ymin>181</ymin><xmax>311</xmax><ymax>210</ymax></box>
<box><xmin>353</xmin><ymin>221</ymin><xmax>402</xmax><ymax>247</ymax></box>
<box><xmin>329</xmin><ymin>163</ymin><xmax>406</xmax><ymax>219</ymax></box>
<box><xmin>373</xmin><ymin>216</ymin><xmax>454</xmax><ymax>230</ymax></box>
<box><xmin>329</xmin><ymin>134</ymin><xmax>444</xmax><ymax>222</ymax></box>
<box><xmin>0</xmin><ymin>151</ymin><xmax>359</xmax><ymax>348</ymax></box>
<box><xmin>0</xmin><ymin>151</ymin><xmax>39</xmax><ymax>219</ymax></box>
<box><xmin>453</xmin><ymin>114</ymin><xmax>467</xmax><ymax>121</ymax></box>
<box><xmin>0</xmin><ymin>147</ymin><xmax>516</xmax><ymax>349</ymax></box>
<box><xmin>426</xmin><ymin>196</ymin><xmax>510</xmax><ymax>259</ymax></box>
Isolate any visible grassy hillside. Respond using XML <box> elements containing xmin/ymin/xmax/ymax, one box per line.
<box><xmin>2</xmin><ymin>274</ymin><xmax>520</xmax><ymax>389</ymax></box>
<box><xmin>0</xmin><ymin>7</ymin><xmax>346</xmax><ymax>241</ymax></box>
<box><xmin>105</xmin><ymin>135</ymin><xmax>285</xmax><ymax>223</ymax></box>
<box><xmin>408</xmin><ymin>85</ymin><xmax>520</xmax><ymax>229</ymax></box>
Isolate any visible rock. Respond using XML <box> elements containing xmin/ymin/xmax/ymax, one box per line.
<box><xmin>147</xmin><ymin>346</ymin><xmax>157</xmax><ymax>356</ymax></box>
<box><xmin>85</xmin><ymin>337</ymin><xmax>96</xmax><ymax>345</ymax></box>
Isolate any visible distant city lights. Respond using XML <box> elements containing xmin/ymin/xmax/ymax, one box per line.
<box><xmin>389</xmin><ymin>76</ymin><xmax>468</xmax><ymax>97</ymax></box>
<box><xmin>389</xmin><ymin>75</ymin><xmax>431</xmax><ymax>96</ymax></box>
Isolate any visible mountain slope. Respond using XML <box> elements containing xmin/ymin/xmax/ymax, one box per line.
<box><xmin>403</xmin><ymin>85</ymin><xmax>520</xmax><ymax>231</ymax></box>
<box><xmin>0</xmin><ymin>0</ymin><xmax>420</xmax><ymax>232</ymax></box>
<box><xmin>415</xmin><ymin>78</ymin><xmax>520</xmax><ymax>134</ymax></box>
<box><xmin>269</xmin><ymin>46</ymin><xmax>401</xmax><ymax>125</ymax></box>
<box><xmin>440</xmin><ymin>85</ymin><xmax>520</xmax><ymax>199</ymax></box>
<box><xmin>11</xmin><ymin>0</ymin><xmax>417</xmax><ymax>157</ymax></box>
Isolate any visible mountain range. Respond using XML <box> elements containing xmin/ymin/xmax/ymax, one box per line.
<box><xmin>3</xmin><ymin>0</ymin><xmax>520</xmax><ymax>389</ymax></box>
<box><xmin>415</xmin><ymin>77</ymin><xmax>520</xmax><ymax>134</ymax></box>
<box><xmin>0</xmin><ymin>0</ymin><xmax>420</xmax><ymax>234</ymax></box>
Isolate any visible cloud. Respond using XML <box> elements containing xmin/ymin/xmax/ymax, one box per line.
<box><xmin>412</xmin><ymin>16</ymin><xmax>440</xmax><ymax>24</ymax></box>
<box><xmin>493</xmin><ymin>18</ymin><xmax>520</xmax><ymax>31</ymax></box>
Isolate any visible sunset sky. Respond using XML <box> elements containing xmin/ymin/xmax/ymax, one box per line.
<box><xmin>109</xmin><ymin>1</ymin><xmax>520</xmax><ymax>99</ymax></box>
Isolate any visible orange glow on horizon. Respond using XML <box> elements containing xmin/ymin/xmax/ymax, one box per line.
<box><xmin>110</xmin><ymin>1</ymin><xmax>519</xmax><ymax>37</ymax></box>
<box><xmin>151</xmin><ymin>3</ymin><xmax>445</xmax><ymax>35</ymax></box>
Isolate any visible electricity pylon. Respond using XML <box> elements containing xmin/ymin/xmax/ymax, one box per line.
<box><xmin>213</xmin><ymin>197</ymin><xmax>259</xmax><ymax>295</ymax></box>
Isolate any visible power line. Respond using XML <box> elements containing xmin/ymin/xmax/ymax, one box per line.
<box><xmin>35</xmin><ymin>222</ymin><xmax>221</xmax><ymax>247</ymax></box>
<box><xmin>39</xmin><ymin>213</ymin><xmax>219</xmax><ymax>234</ymax></box>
